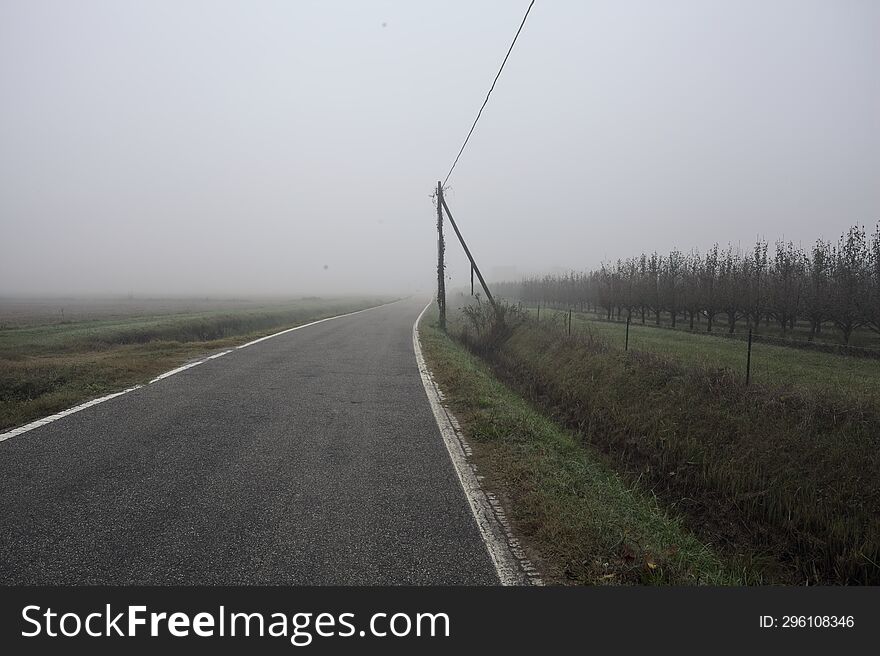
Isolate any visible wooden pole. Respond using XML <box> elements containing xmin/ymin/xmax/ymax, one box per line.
<box><xmin>436</xmin><ymin>181</ymin><xmax>446</xmax><ymax>330</ymax></box>
<box><xmin>625</xmin><ymin>313</ymin><xmax>631</xmax><ymax>350</ymax></box>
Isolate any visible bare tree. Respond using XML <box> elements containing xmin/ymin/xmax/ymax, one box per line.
<box><xmin>804</xmin><ymin>240</ymin><xmax>831</xmax><ymax>341</ymax></box>
<box><xmin>701</xmin><ymin>244</ymin><xmax>720</xmax><ymax>332</ymax></box>
<box><xmin>829</xmin><ymin>226</ymin><xmax>869</xmax><ymax>344</ymax></box>
<box><xmin>682</xmin><ymin>251</ymin><xmax>702</xmax><ymax>330</ymax></box>
<box><xmin>868</xmin><ymin>224</ymin><xmax>880</xmax><ymax>335</ymax></box>
<box><xmin>661</xmin><ymin>249</ymin><xmax>685</xmax><ymax>328</ymax></box>
<box><xmin>719</xmin><ymin>246</ymin><xmax>745</xmax><ymax>333</ymax></box>
<box><xmin>768</xmin><ymin>240</ymin><xmax>805</xmax><ymax>334</ymax></box>
<box><xmin>746</xmin><ymin>239</ymin><xmax>768</xmax><ymax>331</ymax></box>
<box><xmin>647</xmin><ymin>252</ymin><xmax>663</xmax><ymax>325</ymax></box>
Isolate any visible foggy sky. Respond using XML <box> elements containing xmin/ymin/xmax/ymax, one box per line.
<box><xmin>1</xmin><ymin>0</ymin><xmax>878</xmax><ymax>296</ymax></box>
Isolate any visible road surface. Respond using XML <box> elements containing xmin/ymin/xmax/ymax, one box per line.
<box><xmin>0</xmin><ymin>298</ymin><xmax>499</xmax><ymax>584</ymax></box>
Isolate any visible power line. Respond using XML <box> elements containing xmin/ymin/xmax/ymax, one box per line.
<box><xmin>443</xmin><ymin>0</ymin><xmax>536</xmax><ymax>187</ymax></box>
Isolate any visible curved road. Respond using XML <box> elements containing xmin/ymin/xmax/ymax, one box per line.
<box><xmin>0</xmin><ymin>298</ymin><xmax>499</xmax><ymax>584</ymax></box>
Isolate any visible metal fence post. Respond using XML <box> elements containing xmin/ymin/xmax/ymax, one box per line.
<box><xmin>746</xmin><ymin>328</ymin><xmax>753</xmax><ymax>386</ymax></box>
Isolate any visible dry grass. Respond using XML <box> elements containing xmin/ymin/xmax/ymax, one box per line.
<box><xmin>453</xmin><ymin>299</ymin><xmax>880</xmax><ymax>584</ymax></box>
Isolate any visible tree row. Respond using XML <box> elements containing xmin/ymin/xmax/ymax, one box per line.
<box><xmin>497</xmin><ymin>223</ymin><xmax>880</xmax><ymax>344</ymax></box>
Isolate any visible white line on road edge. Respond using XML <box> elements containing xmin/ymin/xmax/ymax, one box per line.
<box><xmin>412</xmin><ymin>301</ymin><xmax>542</xmax><ymax>586</ymax></box>
<box><xmin>0</xmin><ymin>386</ymin><xmax>143</xmax><ymax>443</ymax></box>
<box><xmin>0</xmin><ymin>301</ymin><xmax>397</xmax><ymax>444</ymax></box>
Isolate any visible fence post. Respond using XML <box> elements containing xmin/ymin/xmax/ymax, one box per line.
<box><xmin>537</xmin><ymin>304</ymin><xmax>540</xmax><ymax>323</ymax></box>
<box><xmin>625</xmin><ymin>313</ymin><xmax>631</xmax><ymax>351</ymax></box>
<box><xmin>746</xmin><ymin>328</ymin><xmax>753</xmax><ymax>386</ymax></box>
<box><xmin>568</xmin><ymin>308</ymin><xmax>572</xmax><ymax>336</ymax></box>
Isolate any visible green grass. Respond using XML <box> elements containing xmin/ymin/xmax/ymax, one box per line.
<box><xmin>527</xmin><ymin>307</ymin><xmax>880</xmax><ymax>400</ymax></box>
<box><xmin>0</xmin><ymin>296</ymin><xmax>393</xmax><ymax>431</ymax></box>
<box><xmin>454</xmin><ymin>300</ymin><xmax>880</xmax><ymax>584</ymax></box>
<box><xmin>419</xmin><ymin>306</ymin><xmax>746</xmax><ymax>585</ymax></box>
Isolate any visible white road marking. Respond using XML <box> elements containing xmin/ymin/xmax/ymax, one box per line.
<box><xmin>235</xmin><ymin>308</ymin><xmax>372</xmax><ymax>349</ymax></box>
<box><xmin>412</xmin><ymin>300</ymin><xmax>542</xmax><ymax>586</ymax></box>
<box><xmin>0</xmin><ymin>301</ymin><xmax>395</xmax><ymax>444</ymax></box>
<box><xmin>148</xmin><ymin>360</ymin><xmax>205</xmax><ymax>384</ymax></box>
<box><xmin>0</xmin><ymin>386</ymin><xmax>142</xmax><ymax>443</ymax></box>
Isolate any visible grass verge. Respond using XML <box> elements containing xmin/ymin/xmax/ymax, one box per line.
<box><xmin>455</xmin><ymin>299</ymin><xmax>880</xmax><ymax>584</ymax></box>
<box><xmin>419</xmin><ymin>306</ymin><xmax>746</xmax><ymax>585</ymax></box>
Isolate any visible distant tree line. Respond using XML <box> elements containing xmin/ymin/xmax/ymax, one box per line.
<box><xmin>496</xmin><ymin>223</ymin><xmax>880</xmax><ymax>344</ymax></box>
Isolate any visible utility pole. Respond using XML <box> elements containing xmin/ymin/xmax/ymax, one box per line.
<box><xmin>436</xmin><ymin>181</ymin><xmax>446</xmax><ymax>330</ymax></box>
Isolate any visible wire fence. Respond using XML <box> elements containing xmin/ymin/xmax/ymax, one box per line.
<box><xmin>510</xmin><ymin>300</ymin><xmax>879</xmax><ymax>392</ymax></box>
<box><xmin>523</xmin><ymin>302</ymin><xmax>880</xmax><ymax>361</ymax></box>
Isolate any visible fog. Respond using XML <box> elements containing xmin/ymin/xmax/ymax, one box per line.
<box><xmin>1</xmin><ymin>0</ymin><xmax>878</xmax><ymax>297</ymax></box>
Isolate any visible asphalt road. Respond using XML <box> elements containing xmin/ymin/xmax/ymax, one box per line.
<box><xmin>0</xmin><ymin>298</ymin><xmax>499</xmax><ymax>584</ymax></box>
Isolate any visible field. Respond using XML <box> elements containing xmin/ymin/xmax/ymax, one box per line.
<box><xmin>0</xmin><ymin>295</ymin><xmax>393</xmax><ymax>432</ymax></box>
<box><xmin>524</xmin><ymin>306</ymin><xmax>880</xmax><ymax>399</ymax></box>
<box><xmin>438</xmin><ymin>294</ymin><xmax>880</xmax><ymax>584</ymax></box>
